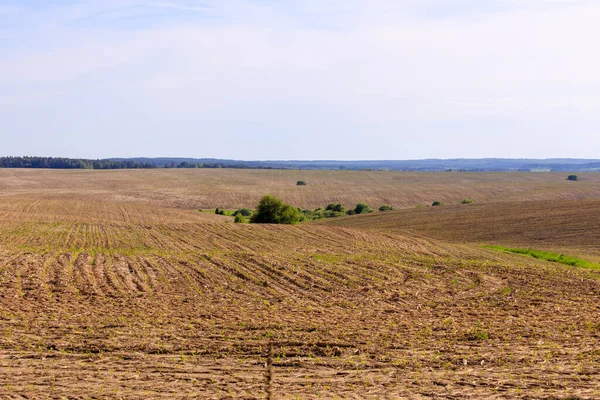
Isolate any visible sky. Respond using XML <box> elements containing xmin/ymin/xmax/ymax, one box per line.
<box><xmin>1</xmin><ymin>0</ymin><xmax>600</xmax><ymax>160</ymax></box>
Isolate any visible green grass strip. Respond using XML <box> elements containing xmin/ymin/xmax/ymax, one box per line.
<box><xmin>484</xmin><ymin>246</ymin><xmax>600</xmax><ymax>270</ymax></box>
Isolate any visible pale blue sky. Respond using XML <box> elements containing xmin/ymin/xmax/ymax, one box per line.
<box><xmin>1</xmin><ymin>0</ymin><xmax>599</xmax><ymax>160</ymax></box>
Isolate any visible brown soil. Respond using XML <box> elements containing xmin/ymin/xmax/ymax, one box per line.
<box><xmin>1</xmin><ymin>168</ymin><xmax>600</xmax><ymax>210</ymax></box>
<box><xmin>0</xmin><ymin>222</ymin><xmax>598</xmax><ymax>398</ymax></box>
<box><xmin>0</xmin><ymin>170</ymin><xmax>599</xmax><ymax>398</ymax></box>
<box><xmin>321</xmin><ymin>199</ymin><xmax>600</xmax><ymax>260</ymax></box>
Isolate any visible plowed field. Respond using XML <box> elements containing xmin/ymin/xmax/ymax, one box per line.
<box><xmin>0</xmin><ymin>222</ymin><xmax>599</xmax><ymax>398</ymax></box>
<box><xmin>321</xmin><ymin>199</ymin><xmax>600</xmax><ymax>261</ymax></box>
<box><xmin>0</xmin><ymin>170</ymin><xmax>599</xmax><ymax>398</ymax></box>
<box><xmin>2</xmin><ymin>168</ymin><xmax>600</xmax><ymax>210</ymax></box>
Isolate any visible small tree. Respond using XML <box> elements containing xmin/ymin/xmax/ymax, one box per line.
<box><xmin>378</xmin><ymin>205</ymin><xmax>396</xmax><ymax>212</ymax></box>
<box><xmin>432</xmin><ymin>201</ymin><xmax>443</xmax><ymax>206</ymax></box>
<box><xmin>567</xmin><ymin>175</ymin><xmax>578</xmax><ymax>181</ymax></box>
<box><xmin>251</xmin><ymin>195</ymin><xmax>301</xmax><ymax>224</ymax></box>
<box><xmin>251</xmin><ymin>195</ymin><xmax>283</xmax><ymax>223</ymax></box>
<box><xmin>296</xmin><ymin>180</ymin><xmax>307</xmax><ymax>186</ymax></box>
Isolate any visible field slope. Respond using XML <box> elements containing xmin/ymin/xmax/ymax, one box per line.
<box><xmin>0</xmin><ymin>221</ymin><xmax>598</xmax><ymax>398</ymax></box>
<box><xmin>321</xmin><ymin>199</ymin><xmax>600</xmax><ymax>259</ymax></box>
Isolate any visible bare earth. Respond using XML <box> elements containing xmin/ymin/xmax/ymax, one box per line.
<box><xmin>2</xmin><ymin>168</ymin><xmax>600</xmax><ymax>210</ymax></box>
<box><xmin>0</xmin><ymin>169</ymin><xmax>599</xmax><ymax>399</ymax></box>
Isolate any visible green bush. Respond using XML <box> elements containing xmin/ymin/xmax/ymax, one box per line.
<box><xmin>460</xmin><ymin>199</ymin><xmax>474</xmax><ymax>204</ymax></box>
<box><xmin>279</xmin><ymin>204</ymin><xmax>302</xmax><ymax>224</ymax></box>
<box><xmin>567</xmin><ymin>175</ymin><xmax>578</xmax><ymax>181</ymax></box>
<box><xmin>354</xmin><ymin>202</ymin><xmax>373</xmax><ymax>214</ymax></box>
<box><xmin>234</xmin><ymin>214</ymin><xmax>247</xmax><ymax>223</ymax></box>
<box><xmin>431</xmin><ymin>201</ymin><xmax>443</xmax><ymax>207</ymax></box>
<box><xmin>378</xmin><ymin>205</ymin><xmax>396</xmax><ymax>212</ymax></box>
<box><xmin>300</xmin><ymin>209</ymin><xmax>320</xmax><ymax>221</ymax></box>
<box><xmin>302</xmin><ymin>207</ymin><xmax>346</xmax><ymax>221</ymax></box>
<box><xmin>215</xmin><ymin>208</ymin><xmax>221</xmax><ymax>214</ymax></box>
<box><xmin>250</xmin><ymin>195</ymin><xmax>302</xmax><ymax>225</ymax></box>
<box><xmin>296</xmin><ymin>180</ymin><xmax>307</xmax><ymax>186</ymax></box>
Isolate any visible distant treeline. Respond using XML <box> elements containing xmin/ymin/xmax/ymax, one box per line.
<box><xmin>113</xmin><ymin>157</ymin><xmax>600</xmax><ymax>172</ymax></box>
<box><xmin>2</xmin><ymin>156</ymin><xmax>600</xmax><ymax>171</ymax></box>
<box><xmin>166</xmin><ymin>161</ymin><xmax>277</xmax><ymax>169</ymax></box>
<box><xmin>110</xmin><ymin>158</ymin><xmax>280</xmax><ymax>169</ymax></box>
<box><xmin>0</xmin><ymin>156</ymin><xmax>278</xmax><ymax>170</ymax></box>
<box><xmin>0</xmin><ymin>157</ymin><xmax>157</xmax><ymax>169</ymax></box>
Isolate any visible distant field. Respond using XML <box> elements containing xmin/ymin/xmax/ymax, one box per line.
<box><xmin>0</xmin><ymin>198</ymin><xmax>221</xmax><ymax>224</ymax></box>
<box><xmin>0</xmin><ymin>169</ymin><xmax>599</xmax><ymax>398</ymax></box>
<box><xmin>320</xmin><ymin>199</ymin><xmax>600</xmax><ymax>259</ymax></box>
<box><xmin>1</xmin><ymin>168</ymin><xmax>600</xmax><ymax>211</ymax></box>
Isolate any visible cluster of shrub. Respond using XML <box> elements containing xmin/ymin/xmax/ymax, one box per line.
<box><xmin>215</xmin><ymin>207</ymin><xmax>253</xmax><ymax>219</ymax></box>
<box><xmin>301</xmin><ymin>202</ymin><xmax>396</xmax><ymax>220</ymax></box>
<box><xmin>215</xmin><ymin>196</ymin><xmax>302</xmax><ymax>224</ymax></box>
<box><xmin>216</xmin><ymin>195</ymin><xmax>397</xmax><ymax>225</ymax></box>
<box><xmin>217</xmin><ymin>195</ymin><xmax>482</xmax><ymax>225</ymax></box>
<box><xmin>218</xmin><ymin>197</ymin><xmax>480</xmax><ymax>223</ymax></box>
<box><xmin>431</xmin><ymin>199</ymin><xmax>474</xmax><ymax>206</ymax></box>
